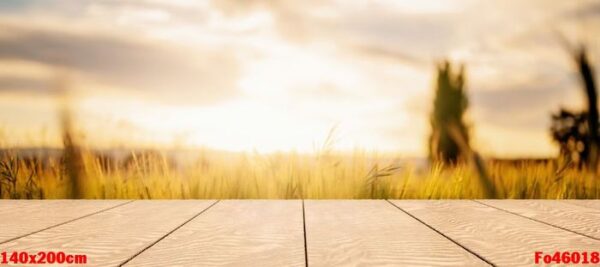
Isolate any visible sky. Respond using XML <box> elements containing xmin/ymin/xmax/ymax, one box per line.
<box><xmin>0</xmin><ymin>0</ymin><xmax>599</xmax><ymax>157</ymax></box>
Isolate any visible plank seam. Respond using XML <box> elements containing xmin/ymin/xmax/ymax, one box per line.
<box><xmin>119</xmin><ymin>200</ymin><xmax>220</xmax><ymax>267</ymax></box>
<box><xmin>302</xmin><ymin>199</ymin><xmax>309</xmax><ymax>267</ymax></box>
<box><xmin>473</xmin><ymin>200</ymin><xmax>600</xmax><ymax>241</ymax></box>
<box><xmin>0</xmin><ymin>200</ymin><xmax>135</xmax><ymax>245</ymax></box>
<box><xmin>386</xmin><ymin>200</ymin><xmax>496</xmax><ymax>267</ymax></box>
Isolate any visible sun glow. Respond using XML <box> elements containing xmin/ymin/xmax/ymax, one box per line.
<box><xmin>0</xmin><ymin>0</ymin><xmax>595</xmax><ymax>158</ymax></box>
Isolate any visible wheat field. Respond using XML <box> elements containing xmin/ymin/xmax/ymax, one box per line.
<box><xmin>1</xmin><ymin>146</ymin><xmax>597</xmax><ymax>199</ymax></box>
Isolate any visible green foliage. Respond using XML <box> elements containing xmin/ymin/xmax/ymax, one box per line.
<box><xmin>429</xmin><ymin>61</ymin><xmax>469</xmax><ymax>164</ymax></box>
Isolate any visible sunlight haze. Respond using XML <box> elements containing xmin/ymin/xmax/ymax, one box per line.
<box><xmin>0</xmin><ymin>0</ymin><xmax>599</xmax><ymax>158</ymax></box>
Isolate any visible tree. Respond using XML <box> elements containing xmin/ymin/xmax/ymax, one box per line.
<box><xmin>551</xmin><ymin>45</ymin><xmax>599</xmax><ymax>168</ymax></box>
<box><xmin>550</xmin><ymin>109</ymin><xmax>591</xmax><ymax>164</ymax></box>
<box><xmin>576</xmin><ymin>47</ymin><xmax>599</xmax><ymax>169</ymax></box>
<box><xmin>429</xmin><ymin>61</ymin><xmax>470</xmax><ymax>164</ymax></box>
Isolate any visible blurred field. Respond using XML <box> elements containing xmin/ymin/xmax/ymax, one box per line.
<box><xmin>0</xmin><ymin>146</ymin><xmax>597</xmax><ymax>199</ymax></box>
<box><xmin>0</xmin><ymin>34</ymin><xmax>597</xmax><ymax>201</ymax></box>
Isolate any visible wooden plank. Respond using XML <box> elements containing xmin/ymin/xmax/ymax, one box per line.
<box><xmin>305</xmin><ymin>200</ymin><xmax>488</xmax><ymax>266</ymax></box>
<box><xmin>391</xmin><ymin>200</ymin><xmax>600</xmax><ymax>266</ymax></box>
<box><xmin>563</xmin><ymin>200</ymin><xmax>600</xmax><ymax>210</ymax></box>
<box><xmin>0</xmin><ymin>200</ymin><xmax>216</xmax><ymax>266</ymax></box>
<box><xmin>480</xmin><ymin>200</ymin><xmax>600</xmax><ymax>240</ymax></box>
<box><xmin>0</xmin><ymin>200</ymin><xmax>128</xmax><ymax>243</ymax></box>
<box><xmin>124</xmin><ymin>200</ymin><xmax>304</xmax><ymax>267</ymax></box>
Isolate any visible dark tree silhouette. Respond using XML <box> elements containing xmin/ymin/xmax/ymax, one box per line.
<box><xmin>551</xmin><ymin>45</ymin><xmax>598</xmax><ymax>168</ymax></box>
<box><xmin>577</xmin><ymin>47</ymin><xmax>599</xmax><ymax>168</ymax></box>
<box><xmin>551</xmin><ymin>109</ymin><xmax>592</xmax><ymax>164</ymax></box>
<box><xmin>429</xmin><ymin>61</ymin><xmax>470</xmax><ymax>164</ymax></box>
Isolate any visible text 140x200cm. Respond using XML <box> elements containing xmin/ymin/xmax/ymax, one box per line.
<box><xmin>1</xmin><ymin>251</ymin><xmax>87</xmax><ymax>265</ymax></box>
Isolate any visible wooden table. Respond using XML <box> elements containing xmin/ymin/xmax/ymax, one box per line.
<box><xmin>1</xmin><ymin>200</ymin><xmax>599</xmax><ymax>266</ymax></box>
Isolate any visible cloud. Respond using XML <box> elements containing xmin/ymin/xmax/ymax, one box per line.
<box><xmin>0</xmin><ymin>23</ymin><xmax>241</xmax><ymax>104</ymax></box>
<box><xmin>0</xmin><ymin>0</ymin><xmax>32</xmax><ymax>11</ymax></box>
<box><xmin>471</xmin><ymin>81</ymin><xmax>573</xmax><ymax>130</ymax></box>
<box><xmin>212</xmin><ymin>0</ymin><xmax>462</xmax><ymax>59</ymax></box>
<box><xmin>562</xmin><ymin>1</ymin><xmax>600</xmax><ymax>19</ymax></box>
<box><xmin>0</xmin><ymin>76</ymin><xmax>52</xmax><ymax>93</ymax></box>
<box><xmin>0</xmin><ymin>0</ymin><xmax>598</xmax><ymax>155</ymax></box>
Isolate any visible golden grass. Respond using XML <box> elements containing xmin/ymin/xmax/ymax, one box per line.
<box><xmin>0</xmin><ymin>148</ymin><xmax>597</xmax><ymax>199</ymax></box>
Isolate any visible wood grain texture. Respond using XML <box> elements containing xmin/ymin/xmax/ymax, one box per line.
<box><xmin>563</xmin><ymin>200</ymin><xmax>600</xmax><ymax>210</ymax></box>
<box><xmin>125</xmin><ymin>200</ymin><xmax>305</xmax><ymax>267</ymax></box>
<box><xmin>391</xmin><ymin>200</ymin><xmax>600</xmax><ymax>267</ymax></box>
<box><xmin>0</xmin><ymin>200</ymin><xmax>216</xmax><ymax>267</ymax></box>
<box><xmin>0</xmin><ymin>200</ymin><xmax>127</xmax><ymax>243</ymax></box>
<box><xmin>305</xmin><ymin>200</ymin><xmax>487</xmax><ymax>267</ymax></box>
<box><xmin>480</xmin><ymin>200</ymin><xmax>600</xmax><ymax>239</ymax></box>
